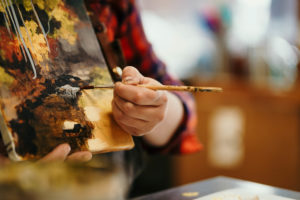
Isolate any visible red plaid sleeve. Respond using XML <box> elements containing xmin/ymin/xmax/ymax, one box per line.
<box><xmin>117</xmin><ymin>0</ymin><xmax>202</xmax><ymax>154</ymax></box>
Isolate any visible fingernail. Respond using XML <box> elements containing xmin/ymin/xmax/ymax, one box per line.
<box><xmin>82</xmin><ymin>152</ymin><xmax>92</xmax><ymax>161</ymax></box>
<box><xmin>62</xmin><ymin>143</ymin><xmax>71</xmax><ymax>153</ymax></box>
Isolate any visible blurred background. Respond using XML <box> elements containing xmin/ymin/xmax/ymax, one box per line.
<box><xmin>130</xmin><ymin>0</ymin><xmax>300</xmax><ymax>197</ymax></box>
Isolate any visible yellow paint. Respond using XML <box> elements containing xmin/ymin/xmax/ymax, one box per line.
<box><xmin>0</xmin><ymin>67</ymin><xmax>14</xmax><ymax>86</ymax></box>
<box><xmin>16</xmin><ymin>0</ymin><xmax>80</xmax><ymax>74</ymax></box>
<box><xmin>19</xmin><ymin>0</ymin><xmax>79</xmax><ymax>65</ymax></box>
<box><xmin>22</xmin><ymin>0</ymin><xmax>60</xmax><ymax>12</ymax></box>
<box><xmin>22</xmin><ymin>0</ymin><xmax>32</xmax><ymax>11</ymax></box>
<box><xmin>34</xmin><ymin>0</ymin><xmax>60</xmax><ymax>13</ymax></box>
<box><xmin>0</xmin><ymin>2</ymin><xmax>5</xmax><ymax>12</ymax></box>
<box><xmin>50</xmin><ymin>1</ymin><xmax>79</xmax><ymax>45</ymax></box>
<box><xmin>20</xmin><ymin>20</ymin><xmax>49</xmax><ymax>64</ymax></box>
<box><xmin>35</xmin><ymin>0</ymin><xmax>45</xmax><ymax>10</ymax></box>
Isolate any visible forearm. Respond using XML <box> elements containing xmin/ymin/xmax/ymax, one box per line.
<box><xmin>142</xmin><ymin>92</ymin><xmax>184</xmax><ymax>147</ymax></box>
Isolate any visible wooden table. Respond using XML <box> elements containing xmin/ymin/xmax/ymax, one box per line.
<box><xmin>132</xmin><ymin>176</ymin><xmax>300</xmax><ymax>200</ymax></box>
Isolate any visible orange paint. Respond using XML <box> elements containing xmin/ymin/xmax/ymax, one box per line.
<box><xmin>0</xmin><ymin>28</ymin><xmax>23</xmax><ymax>63</ymax></box>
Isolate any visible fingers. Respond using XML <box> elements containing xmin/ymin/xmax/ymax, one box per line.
<box><xmin>116</xmin><ymin>122</ymin><xmax>148</xmax><ymax>137</ymax></box>
<box><xmin>122</xmin><ymin>66</ymin><xmax>160</xmax><ymax>86</ymax></box>
<box><xmin>113</xmin><ymin>94</ymin><xmax>166</xmax><ymax>121</ymax></box>
<box><xmin>114</xmin><ymin>82</ymin><xmax>167</xmax><ymax>106</ymax></box>
<box><xmin>40</xmin><ymin>143</ymin><xmax>92</xmax><ymax>163</ymax></box>
<box><xmin>112</xmin><ymin>99</ymin><xmax>165</xmax><ymax>136</ymax></box>
<box><xmin>122</xmin><ymin>66</ymin><xmax>143</xmax><ymax>85</ymax></box>
<box><xmin>66</xmin><ymin>151</ymin><xmax>92</xmax><ymax>162</ymax></box>
<box><xmin>117</xmin><ymin>66</ymin><xmax>167</xmax><ymax>106</ymax></box>
<box><xmin>113</xmin><ymin>66</ymin><xmax>169</xmax><ymax>136</ymax></box>
<box><xmin>40</xmin><ymin>143</ymin><xmax>71</xmax><ymax>163</ymax></box>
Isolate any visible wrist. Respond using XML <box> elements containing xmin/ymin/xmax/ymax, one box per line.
<box><xmin>142</xmin><ymin>92</ymin><xmax>184</xmax><ymax>147</ymax></box>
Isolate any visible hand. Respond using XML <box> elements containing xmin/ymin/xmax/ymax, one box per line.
<box><xmin>112</xmin><ymin>66</ymin><xmax>168</xmax><ymax>137</ymax></box>
<box><xmin>0</xmin><ymin>143</ymin><xmax>92</xmax><ymax>165</ymax></box>
<box><xmin>40</xmin><ymin>143</ymin><xmax>92</xmax><ymax>162</ymax></box>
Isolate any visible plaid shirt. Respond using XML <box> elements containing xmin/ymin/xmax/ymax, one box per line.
<box><xmin>86</xmin><ymin>0</ymin><xmax>202</xmax><ymax>154</ymax></box>
<box><xmin>0</xmin><ymin>0</ymin><xmax>202</xmax><ymax>156</ymax></box>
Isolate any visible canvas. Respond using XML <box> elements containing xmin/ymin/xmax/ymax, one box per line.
<box><xmin>0</xmin><ymin>0</ymin><xmax>134</xmax><ymax>161</ymax></box>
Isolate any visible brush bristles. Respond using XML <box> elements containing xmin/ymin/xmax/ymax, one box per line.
<box><xmin>57</xmin><ymin>85</ymin><xmax>80</xmax><ymax>99</ymax></box>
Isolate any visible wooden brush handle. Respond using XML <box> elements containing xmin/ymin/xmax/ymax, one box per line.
<box><xmin>138</xmin><ymin>85</ymin><xmax>223</xmax><ymax>92</ymax></box>
<box><xmin>81</xmin><ymin>84</ymin><xmax>223</xmax><ymax>93</ymax></box>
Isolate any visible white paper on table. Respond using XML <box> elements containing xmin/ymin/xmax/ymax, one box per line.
<box><xmin>194</xmin><ymin>188</ymin><xmax>295</xmax><ymax>200</ymax></box>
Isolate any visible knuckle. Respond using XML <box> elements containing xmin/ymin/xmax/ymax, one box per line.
<box><xmin>123</xmin><ymin>102</ymin><xmax>133</xmax><ymax>113</ymax></box>
<box><xmin>133</xmin><ymin>92</ymin><xmax>143</xmax><ymax>104</ymax></box>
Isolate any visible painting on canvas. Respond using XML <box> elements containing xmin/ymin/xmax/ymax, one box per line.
<box><xmin>0</xmin><ymin>0</ymin><xmax>133</xmax><ymax>160</ymax></box>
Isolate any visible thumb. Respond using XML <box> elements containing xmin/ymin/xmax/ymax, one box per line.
<box><xmin>39</xmin><ymin>143</ymin><xmax>71</xmax><ymax>162</ymax></box>
<box><xmin>121</xmin><ymin>66</ymin><xmax>144</xmax><ymax>85</ymax></box>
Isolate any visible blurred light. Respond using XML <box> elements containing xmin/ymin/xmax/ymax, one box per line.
<box><xmin>269</xmin><ymin>0</ymin><xmax>298</xmax><ymax>43</ymax></box>
<box><xmin>229</xmin><ymin>0</ymin><xmax>271</xmax><ymax>47</ymax></box>
<box><xmin>141</xmin><ymin>11</ymin><xmax>212</xmax><ymax>79</ymax></box>
<box><xmin>265</xmin><ymin>36</ymin><xmax>299</xmax><ymax>91</ymax></box>
<box><xmin>208</xmin><ymin>107</ymin><xmax>245</xmax><ymax>169</ymax></box>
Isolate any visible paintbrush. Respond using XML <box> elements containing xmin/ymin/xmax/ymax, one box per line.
<box><xmin>56</xmin><ymin>84</ymin><xmax>222</xmax><ymax>101</ymax></box>
<box><xmin>99</xmin><ymin>67</ymin><xmax>222</xmax><ymax>92</ymax></box>
<box><xmin>80</xmin><ymin>84</ymin><xmax>223</xmax><ymax>93</ymax></box>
